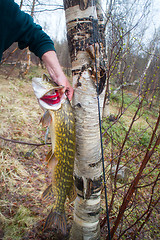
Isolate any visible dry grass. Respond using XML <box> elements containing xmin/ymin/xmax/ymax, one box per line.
<box><xmin>0</xmin><ymin>64</ymin><xmax>159</xmax><ymax>239</ymax></box>
<box><xmin>0</xmin><ymin>65</ymin><xmax>53</xmax><ymax>239</ymax></box>
<box><xmin>0</xmin><ymin>65</ymin><xmax>74</xmax><ymax>240</ymax></box>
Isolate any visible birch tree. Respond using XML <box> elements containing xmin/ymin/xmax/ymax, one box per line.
<box><xmin>25</xmin><ymin>0</ymin><xmax>36</xmax><ymax>74</ymax></box>
<box><xmin>63</xmin><ymin>0</ymin><xmax>107</xmax><ymax>239</ymax></box>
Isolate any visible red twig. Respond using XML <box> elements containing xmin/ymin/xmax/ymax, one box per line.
<box><xmin>106</xmin><ymin>110</ymin><xmax>160</xmax><ymax>240</ymax></box>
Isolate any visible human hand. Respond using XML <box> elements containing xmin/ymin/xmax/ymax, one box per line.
<box><xmin>56</xmin><ymin>73</ymin><xmax>73</xmax><ymax>101</ymax></box>
<box><xmin>42</xmin><ymin>51</ymin><xmax>73</xmax><ymax>101</ymax></box>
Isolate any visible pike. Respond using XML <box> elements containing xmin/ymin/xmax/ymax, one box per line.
<box><xmin>32</xmin><ymin>74</ymin><xmax>76</xmax><ymax>235</ymax></box>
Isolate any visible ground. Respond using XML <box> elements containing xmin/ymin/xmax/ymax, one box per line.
<box><xmin>0</xmin><ymin>64</ymin><xmax>159</xmax><ymax>240</ymax></box>
<box><xmin>0</xmin><ymin>65</ymin><xmax>74</xmax><ymax>239</ymax></box>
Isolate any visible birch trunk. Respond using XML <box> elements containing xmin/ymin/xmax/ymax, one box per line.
<box><xmin>63</xmin><ymin>1</ymin><xmax>106</xmax><ymax>239</ymax></box>
<box><xmin>24</xmin><ymin>0</ymin><xmax>36</xmax><ymax>75</ymax></box>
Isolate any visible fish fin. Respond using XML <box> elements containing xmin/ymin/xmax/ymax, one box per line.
<box><xmin>45</xmin><ymin>149</ymin><xmax>52</xmax><ymax>162</ymax></box>
<box><xmin>42</xmin><ymin>184</ymin><xmax>54</xmax><ymax>200</ymax></box>
<box><xmin>44</xmin><ymin>209</ymin><xmax>67</xmax><ymax>235</ymax></box>
<box><xmin>40</xmin><ymin>110</ymin><xmax>52</xmax><ymax>127</ymax></box>
<box><xmin>45</xmin><ymin>150</ymin><xmax>58</xmax><ymax>170</ymax></box>
<box><xmin>67</xmin><ymin>184</ymin><xmax>77</xmax><ymax>202</ymax></box>
<box><xmin>45</xmin><ymin>127</ymin><xmax>49</xmax><ymax>144</ymax></box>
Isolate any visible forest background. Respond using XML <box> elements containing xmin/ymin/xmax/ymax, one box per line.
<box><xmin>0</xmin><ymin>0</ymin><xmax>159</xmax><ymax>239</ymax></box>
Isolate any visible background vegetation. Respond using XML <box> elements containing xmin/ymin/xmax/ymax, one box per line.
<box><xmin>0</xmin><ymin>0</ymin><xmax>160</xmax><ymax>239</ymax></box>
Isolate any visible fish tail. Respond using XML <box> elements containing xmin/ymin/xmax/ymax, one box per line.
<box><xmin>44</xmin><ymin>208</ymin><xmax>67</xmax><ymax>235</ymax></box>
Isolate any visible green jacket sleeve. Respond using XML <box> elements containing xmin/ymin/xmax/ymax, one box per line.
<box><xmin>1</xmin><ymin>0</ymin><xmax>55</xmax><ymax>59</ymax></box>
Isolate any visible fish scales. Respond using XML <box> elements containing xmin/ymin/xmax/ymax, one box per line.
<box><xmin>32</xmin><ymin>75</ymin><xmax>76</xmax><ymax>235</ymax></box>
<box><xmin>52</xmin><ymin>100</ymin><xmax>75</xmax><ymax>210</ymax></box>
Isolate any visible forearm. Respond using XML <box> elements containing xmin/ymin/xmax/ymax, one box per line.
<box><xmin>42</xmin><ymin>51</ymin><xmax>66</xmax><ymax>84</ymax></box>
<box><xmin>42</xmin><ymin>51</ymin><xmax>73</xmax><ymax>100</ymax></box>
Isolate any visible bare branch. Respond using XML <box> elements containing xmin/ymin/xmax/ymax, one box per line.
<box><xmin>0</xmin><ymin>135</ymin><xmax>51</xmax><ymax>146</ymax></box>
<box><xmin>107</xmin><ymin>110</ymin><xmax>160</xmax><ymax>239</ymax></box>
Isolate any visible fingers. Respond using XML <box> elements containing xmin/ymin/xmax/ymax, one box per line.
<box><xmin>57</xmin><ymin>81</ymin><xmax>73</xmax><ymax>101</ymax></box>
<box><xmin>61</xmin><ymin>78</ymin><xmax>73</xmax><ymax>101</ymax></box>
<box><xmin>65</xmin><ymin>86</ymin><xmax>73</xmax><ymax>101</ymax></box>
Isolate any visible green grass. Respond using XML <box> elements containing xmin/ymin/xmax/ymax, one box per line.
<box><xmin>27</xmin><ymin>65</ymin><xmax>47</xmax><ymax>80</ymax></box>
<box><xmin>3</xmin><ymin>206</ymin><xmax>35</xmax><ymax>240</ymax></box>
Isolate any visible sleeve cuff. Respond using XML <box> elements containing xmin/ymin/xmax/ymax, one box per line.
<box><xmin>34</xmin><ymin>44</ymin><xmax>56</xmax><ymax>60</ymax></box>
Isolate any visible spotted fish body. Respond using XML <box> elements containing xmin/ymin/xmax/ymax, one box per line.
<box><xmin>32</xmin><ymin>75</ymin><xmax>76</xmax><ymax>234</ymax></box>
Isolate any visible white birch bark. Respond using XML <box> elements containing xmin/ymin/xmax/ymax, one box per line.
<box><xmin>63</xmin><ymin>1</ymin><xmax>106</xmax><ymax>239</ymax></box>
<box><xmin>25</xmin><ymin>0</ymin><xmax>36</xmax><ymax>74</ymax></box>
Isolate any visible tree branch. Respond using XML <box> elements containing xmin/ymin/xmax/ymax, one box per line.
<box><xmin>107</xmin><ymin>110</ymin><xmax>160</xmax><ymax>239</ymax></box>
<box><xmin>0</xmin><ymin>136</ymin><xmax>51</xmax><ymax>146</ymax></box>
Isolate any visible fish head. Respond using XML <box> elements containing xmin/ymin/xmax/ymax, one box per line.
<box><xmin>32</xmin><ymin>74</ymin><xmax>66</xmax><ymax>111</ymax></box>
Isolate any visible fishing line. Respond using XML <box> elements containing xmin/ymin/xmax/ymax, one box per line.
<box><xmin>91</xmin><ymin>16</ymin><xmax>111</xmax><ymax>240</ymax></box>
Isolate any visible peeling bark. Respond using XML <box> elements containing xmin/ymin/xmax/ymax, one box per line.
<box><xmin>63</xmin><ymin>0</ymin><xmax>106</xmax><ymax>239</ymax></box>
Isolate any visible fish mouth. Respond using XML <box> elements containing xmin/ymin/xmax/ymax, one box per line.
<box><xmin>32</xmin><ymin>77</ymin><xmax>66</xmax><ymax>110</ymax></box>
<box><xmin>40</xmin><ymin>90</ymin><xmax>60</xmax><ymax>106</ymax></box>
<box><xmin>39</xmin><ymin>89</ymin><xmax>66</xmax><ymax>110</ymax></box>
